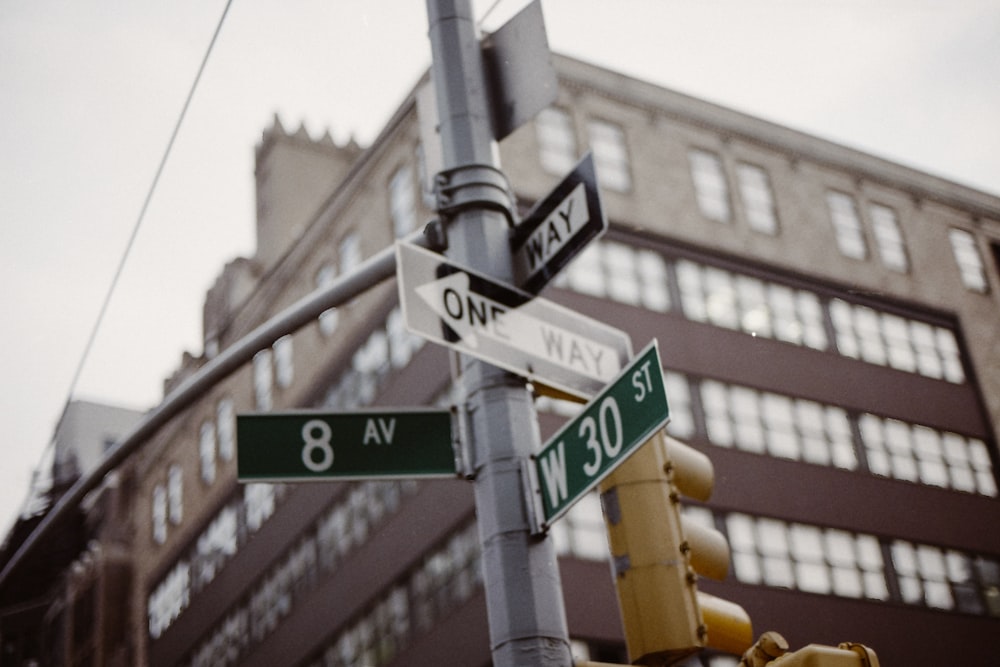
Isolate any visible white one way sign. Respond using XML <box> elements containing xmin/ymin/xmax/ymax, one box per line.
<box><xmin>396</xmin><ymin>241</ymin><xmax>631</xmax><ymax>399</ymax></box>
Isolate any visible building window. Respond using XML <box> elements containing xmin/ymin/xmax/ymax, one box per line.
<box><xmin>410</xmin><ymin>522</ymin><xmax>482</xmax><ymax>637</ymax></box>
<box><xmin>858</xmin><ymin>414</ymin><xmax>997</xmax><ymax>496</ymax></box>
<box><xmin>387</xmin><ymin>306</ymin><xmax>423</xmax><ymax>369</ymax></box>
<box><xmin>692</xmin><ymin>507</ymin><xmax>1000</xmax><ymax>617</ymax></box>
<box><xmin>340</xmin><ymin>232</ymin><xmax>362</xmax><ymax>275</ymax></box>
<box><xmin>199</xmin><ymin>420</ymin><xmax>216</xmax><ymax>484</ymax></box>
<box><xmin>245</xmin><ymin>483</ymin><xmax>277</xmax><ymax>533</ymax></box>
<box><xmin>323</xmin><ymin>311</ymin><xmax>419</xmax><ymax>411</ymax></box>
<box><xmin>559</xmin><ymin>240</ymin><xmax>969</xmax><ymax>386</ymax></box>
<box><xmin>870</xmin><ymin>203</ymin><xmax>908</xmax><ymax>272</ymax></box>
<box><xmin>552</xmin><ymin>492</ymin><xmax>608</xmax><ymax>561</ymax></box>
<box><xmin>663</xmin><ymin>371</ymin><xmax>695</xmax><ymax>439</ymax></box>
<box><xmin>669</xmin><ymin>367</ymin><xmax>988</xmax><ymax>495</ymax></box>
<box><xmin>274</xmin><ymin>335</ymin><xmax>294</xmax><ymax>389</ymax></box>
<box><xmin>193</xmin><ymin>506</ymin><xmax>238</xmax><ymax>593</ymax></box>
<box><xmin>147</xmin><ymin>561</ymin><xmax>190</xmax><ymax>640</ymax></box>
<box><xmin>891</xmin><ymin>541</ymin><xmax>1000</xmax><ymax>616</ymax></box>
<box><xmin>700</xmin><ymin>379</ymin><xmax>856</xmax><ymax>469</ymax></box>
<box><xmin>829</xmin><ymin>299</ymin><xmax>965</xmax><ymax>383</ymax></box>
<box><xmin>252</xmin><ymin>349</ymin><xmax>273</xmax><ymax>411</ymax></box>
<box><xmin>689</xmin><ymin>149</ymin><xmax>731</xmax><ymax>223</ymax></box>
<box><xmin>353</xmin><ymin>330</ymin><xmax>390</xmax><ymax>406</ymax></box>
<box><xmin>826</xmin><ymin>191</ymin><xmax>868</xmax><ymax>260</ymax></box>
<box><xmin>308</xmin><ymin>516</ymin><xmax>478</xmax><ymax>665</ymax></box>
<box><xmin>536</xmin><ymin>107</ymin><xmax>576</xmax><ymax>175</ymax></box>
<box><xmin>315</xmin><ymin>262</ymin><xmax>339</xmax><ymax>336</ymax></box>
<box><xmin>217</xmin><ymin>398</ymin><xmax>235</xmax><ymax>462</ymax></box>
<box><xmin>725</xmin><ymin>513</ymin><xmax>888</xmax><ymax>600</ymax></box>
<box><xmin>948</xmin><ymin>228</ymin><xmax>989</xmax><ymax>293</ymax></box>
<box><xmin>676</xmin><ymin>260</ymin><xmax>827</xmax><ymax>350</ymax></box>
<box><xmin>152</xmin><ymin>484</ymin><xmax>167</xmax><ymax>544</ymax></box>
<box><xmin>168</xmin><ymin>464</ymin><xmax>183</xmax><ymax>525</ymax></box>
<box><xmin>736</xmin><ymin>162</ymin><xmax>779</xmax><ymax>234</ymax></box>
<box><xmin>588</xmin><ymin>119</ymin><xmax>631</xmax><ymax>192</ymax></box>
<box><xmin>389</xmin><ymin>165</ymin><xmax>417</xmax><ymax>238</ymax></box>
<box><xmin>558</xmin><ymin>241</ymin><xmax>671</xmax><ymax>312</ymax></box>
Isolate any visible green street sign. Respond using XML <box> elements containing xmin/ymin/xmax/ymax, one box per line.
<box><xmin>531</xmin><ymin>340</ymin><xmax>670</xmax><ymax>532</ymax></box>
<box><xmin>237</xmin><ymin>409</ymin><xmax>457</xmax><ymax>482</ymax></box>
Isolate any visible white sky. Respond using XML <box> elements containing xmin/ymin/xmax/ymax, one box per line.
<box><xmin>1</xmin><ymin>0</ymin><xmax>998</xmax><ymax>534</ymax></box>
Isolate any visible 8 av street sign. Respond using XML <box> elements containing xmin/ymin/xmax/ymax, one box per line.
<box><xmin>530</xmin><ymin>340</ymin><xmax>670</xmax><ymax>531</ymax></box>
<box><xmin>237</xmin><ymin>409</ymin><xmax>456</xmax><ymax>482</ymax></box>
<box><xmin>510</xmin><ymin>152</ymin><xmax>606</xmax><ymax>293</ymax></box>
<box><xmin>396</xmin><ymin>241</ymin><xmax>631</xmax><ymax>399</ymax></box>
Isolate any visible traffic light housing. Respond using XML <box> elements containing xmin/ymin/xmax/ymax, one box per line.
<box><xmin>768</xmin><ymin>643</ymin><xmax>880</xmax><ymax>667</ymax></box>
<box><xmin>599</xmin><ymin>431</ymin><xmax>752</xmax><ymax>665</ymax></box>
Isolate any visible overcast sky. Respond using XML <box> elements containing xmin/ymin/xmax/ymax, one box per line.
<box><xmin>1</xmin><ymin>0</ymin><xmax>998</xmax><ymax>534</ymax></box>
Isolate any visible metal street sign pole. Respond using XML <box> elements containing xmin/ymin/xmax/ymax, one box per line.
<box><xmin>425</xmin><ymin>1</ymin><xmax>572</xmax><ymax>665</ymax></box>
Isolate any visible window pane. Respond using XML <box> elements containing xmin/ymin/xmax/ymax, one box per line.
<box><xmin>663</xmin><ymin>372</ymin><xmax>694</xmax><ymax>438</ymax></box>
<box><xmin>168</xmin><ymin>465</ymin><xmax>183</xmax><ymax>525</ymax></box>
<box><xmin>870</xmin><ymin>203</ymin><xmax>908</xmax><ymax>272</ymax></box>
<box><xmin>152</xmin><ymin>484</ymin><xmax>167</xmax><ymax>544</ymax></box>
<box><xmin>253</xmin><ymin>349</ymin><xmax>273</xmax><ymax>411</ymax></box>
<box><xmin>797</xmin><ymin>561</ymin><xmax>831</xmax><ymax>593</ymax></box>
<box><xmin>829</xmin><ymin>299</ymin><xmax>964</xmax><ymax>384</ymax></box>
<box><xmin>676</xmin><ymin>259</ymin><xmax>707</xmax><ymax>322</ymax></box>
<box><xmin>273</xmin><ymin>334</ymin><xmax>294</xmax><ymax>389</ymax></box>
<box><xmin>689</xmin><ymin>149</ymin><xmax>731</xmax><ymax>222</ymax></box>
<box><xmin>826</xmin><ymin>191</ymin><xmax>867</xmax><ymax>259</ymax></box>
<box><xmin>339</xmin><ymin>232</ymin><xmax>362</xmax><ymax>274</ymax></box>
<box><xmin>789</xmin><ymin>524</ymin><xmax>825</xmax><ymax>562</ymax></box>
<box><xmin>199</xmin><ymin>420</ymin><xmax>216</xmax><ymax>484</ymax></box>
<box><xmin>588</xmin><ymin>119</ymin><xmax>631</xmax><ymax>191</ymax></box>
<box><xmin>562</xmin><ymin>244</ymin><xmax>604</xmax><ymax>297</ymax></box>
<box><xmin>315</xmin><ymin>262</ymin><xmax>339</xmax><ymax>335</ymax></box>
<box><xmin>637</xmin><ymin>249</ymin><xmax>671</xmax><ymax>312</ymax></box>
<box><xmin>948</xmin><ymin>228</ymin><xmax>988</xmax><ymax>292</ymax></box>
<box><xmin>216</xmin><ymin>398</ymin><xmax>235</xmax><ymax>461</ymax></box>
<box><xmin>737</xmin><ymin>162</ymin><xmax>778</xmax><ymax>234</ymax></box>
<box><xmin>605</xmin><ymin>242</ymin><xmax>641</xmax><ymax>305</ymax></box>
<box><xmin>536</xmin><ymin>107</ymin><xmax>576</xmax><ymax>174</ymax></box>
<box><xmin>859</xmin><ymin>413</ymin><xmax>995</xmax><ymax>496</ymax></box>
<box><xmin>389</xmin><ymin>165</ymin><xmax>417</xmax><ymax>238</ymax></box>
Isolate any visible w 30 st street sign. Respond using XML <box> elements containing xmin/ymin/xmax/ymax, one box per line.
<box><xmin>237</xmin><ymin>409</ymin><xmax>456</xmax><ymax>482</ymax></box>
<box><xmin>396</xmin><ymin>241</ymin><xmax>631</xmax><ymax>400</ymax></box>
<box><xmin>530</xmin><ymin>340</ymin><xmax>670</xmax><ymax>531</ymax></box>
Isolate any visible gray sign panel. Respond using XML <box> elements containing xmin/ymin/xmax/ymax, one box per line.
<box><xmin>482</xmin><ymin>0</ymin><xmax>558</xmax><ymax>140</ymax></box>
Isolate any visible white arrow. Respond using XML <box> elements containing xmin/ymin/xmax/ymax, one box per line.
<box><xmin>414</xmin><ymin>271</ymin><xmax>620</xmax><ymax>382</ymax></box>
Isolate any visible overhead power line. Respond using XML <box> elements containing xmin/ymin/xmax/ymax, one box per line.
<box><xmin>63</xmin><ymin>0</ymin><xmax>235</xmax><ymax>405</ymax></box>
<box><xmin>15</xmin><ymin>0</ymin><xmax>235</xmax><ymax>526</ymax></box>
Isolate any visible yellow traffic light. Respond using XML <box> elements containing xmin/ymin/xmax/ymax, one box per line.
<box><xmin>767</xmin><ymin>643</ymin><xmax>880</xmax><ymax>667</ymax></box>
<box><xmin>599</xmin><ymin>431</ymin><xmax>753</xmax><ymax>665</ymax></box>
<box><xmin>740</xmin><ymin>632</ymin><xmax>881</xmax><ymax>667</ymax></box>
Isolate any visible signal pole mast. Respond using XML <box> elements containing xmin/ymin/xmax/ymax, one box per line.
<box><xmin>424</xmin><ymin>1</ymin><xmax>572</xmax><ymax>665</ymax></box>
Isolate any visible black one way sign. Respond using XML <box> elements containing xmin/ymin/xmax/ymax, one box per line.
<box><xmin>510</xmin><ymin>152</ymin><xmax>606</xmax><ymax>294</ymax></box>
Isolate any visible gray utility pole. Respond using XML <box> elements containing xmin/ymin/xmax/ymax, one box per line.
<box><xmin>425</xmin><ymin>1</ymin><xmax>573</xmax><ymax>666</ymax></box>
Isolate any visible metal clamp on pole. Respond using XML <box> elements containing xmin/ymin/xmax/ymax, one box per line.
<box><xmin>434</xmin><ymin>163</ymin><xmax>516</xmax><ymax>224</ymax></box>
